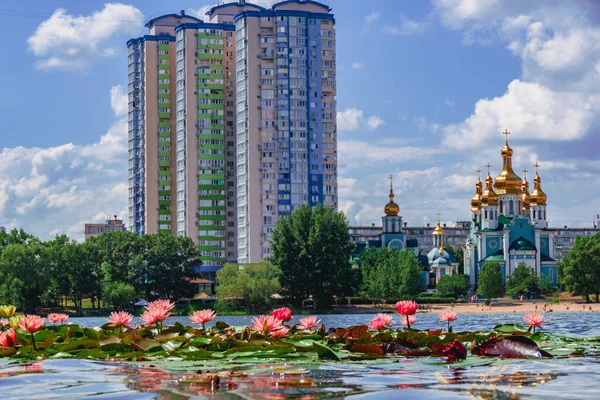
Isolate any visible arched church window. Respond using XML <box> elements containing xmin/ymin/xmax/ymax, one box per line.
<box><xmin>533</xmin><ymin>209</ymin><xmax>536</xmax><ymax>219</ymax></box>
<box><xmin>485</xmin><ymin>210</ymin><xmax>488</xmax><ymax>220</ymax></box>
<box><xmin>509</xmin><ymin>200</ymin><xmax>514</xmax><ymax>215</ymax></box>
<box><xmin>543</xmin><ymin>210</ymin><xmax>546</xmax><ymax>219</ymax></box>
<box><xmin>499</xmin><ymin>201</ymin><xmax>503</xmax><ymax>214</ymax></box>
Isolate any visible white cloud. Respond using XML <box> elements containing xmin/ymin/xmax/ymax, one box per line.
<box><xmin>28</xmin><ymin>3</ymin><xmax>144</xmax><ymax>70</ymax></box>
<box><xmin>351</xmin><ymin>62</ymin><xmax>364</xmax><ymax>69</ymax></box>
<box><xmin>384</xmin><ymin>16</ymin><xmax>430</xmax><ymax>35</ymax></box>
<box><xmin>366</xmin><ymin>116</ymin><xmax>384</xmax><ymax>130</ymax></box>
<box><xmin>110</xmin><ymin>85</ymin><xmax>128</xmax><ymax>117</ymax></box>
<box><xmin>0</xmin><ymin>86</ymin><xmax>128</xmax><ymax>240</ymax></box>
<box><xmin>365</xmin><ymin>12</ymin><xmax>380</xmax><ymax>25</ymax></box>
<box><xmin>338</xmin><ymin>108</ymin><xmax>385</xmax><ymax>132</ymax></box>
<box><xmin>338</xmin><ymin>140</ymin><xmax>441</xmax><ymax>172</ymax></box>
<box><xmin>442</xmin><ymin>79</ymin><xmax>596</xmax><ymax>149</ymax></box>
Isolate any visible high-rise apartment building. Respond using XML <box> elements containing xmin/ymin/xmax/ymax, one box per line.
<box><xmin>233</xmin><ymin>1</ymin><xmax>337</xmax><ymax>263</ymax></box>
<box><xmin>127</xmin><ymin>0</ymin><xmax>337</xmax><ymax>273</ymax></box>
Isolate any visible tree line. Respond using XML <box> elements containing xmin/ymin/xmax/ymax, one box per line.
<box><xmin>0</xmin><ymin>229</ymin><xmax>201</xmax><ymax>312</ymax></box>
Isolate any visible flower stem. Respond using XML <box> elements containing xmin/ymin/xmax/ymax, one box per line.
<box><xmin>448</xmin><ymin>321</ymin><xmax>450</xmax><ymax>332</ymax></box>
<box><xmin>31</xmin><ymin>333</ymin><xmax>37</xmax><ymax>351</ymax></box>
<box><xmin>202</xmin><ymin>322</ymin><xmax>205</xmax><ymax>332</ymax></box>
<box><xmin>406</xmin><ymin>315</ymin><xmax>411</xmax><ymax>331</ymax></box>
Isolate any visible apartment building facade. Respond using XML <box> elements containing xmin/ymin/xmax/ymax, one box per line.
<box><xmin>234</xmin><ymin>1</ymin><xmax>337</xmax><ymax>263</ymax></box>
<box><xmin>127</xmin><ymin>1</ymin><xmax>336</xmax><ymax>275</ymax></box>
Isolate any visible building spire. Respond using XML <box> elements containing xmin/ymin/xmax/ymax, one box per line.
<box><xmin>384</xmin><ymin>174</ymin><xmax>400</xmax><ymax>216</ymax></box>
<box><xmin>502</xmin><ymin>128</ymin><xmax>511</xmax><ymax>144</ymax></box>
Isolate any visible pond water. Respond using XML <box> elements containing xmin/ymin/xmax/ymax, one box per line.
<box><xmin>1</xmin><ymin>312</ymin><xmax>600</xmax><ymax>399</ymax></box>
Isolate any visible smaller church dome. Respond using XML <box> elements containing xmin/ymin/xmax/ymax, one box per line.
<box><xmin>480</xmin><ymin>173</ymin><xmax>499</xmax><ymax>206</ymax></box>
<box><xmin>384</xmin><ymin>176</ymin><xmax>400</xmax><ymax>216</ymax></box>
<box><xmin>530</xmin><ymin>172</ymin><xmax>547</xmax><ymax>206</ymax></box>
<box><xmin>432</xmin><ymin>220</ymin><xmax>445</xmax><ymax>235</ymax></box>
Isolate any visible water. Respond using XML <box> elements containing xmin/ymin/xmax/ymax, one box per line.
<box><xmin>1</xmin><ymin>313</ymin><xmax>600</xmax><ymax>399</ymax></box>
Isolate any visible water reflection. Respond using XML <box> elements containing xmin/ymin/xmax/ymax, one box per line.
<box><xmin>0</xmin><ymin>357</ymin><xmax>597</xmax><ymax>399</ymax></box>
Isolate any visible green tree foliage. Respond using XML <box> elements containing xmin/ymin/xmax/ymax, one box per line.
<box><xmin>0</xmin><ymin>228</ymin><xmax>203</xmax><ymax>312</ymax></box>
<box><xmin>215</xmin><ymin>262</ymin><xmax>281</xmax><ymax>311</ymax></box>
<box><xmin>436</xmin><ymin>274</ymin><xmax>470</xmax><ymax>298</ymax></box>
<box><xmin>505</xmin><ymin>262</ymin><xmax>539</xmax><ymax>297</ymax></box>
<box><xmin>477</xmin><ymin>261</ymin><xmax>503</xmax><ymax>303</ymax></box>
<box><xmin>559</xmin><ymin>232</ymin><xmax>600</xmax><ymax>303</ymax></box>
<box><xmin>269</xmin><ymin>204</ymin><xmax>355</xmax><ymax>308</ymax></box>
<box><xmin>359</xmin><ymin>247</ymin><xmax>423</xmax><ymax>300</ymax></box>
<box><xmin>444</xmin><ymin>245</ymin><xmax>465</xmax><ymax>275</ymax></box>
<box><xmin>102</xmin><ymin>282</ymin><xmax>137</xmax><ymax>310</ymax></box>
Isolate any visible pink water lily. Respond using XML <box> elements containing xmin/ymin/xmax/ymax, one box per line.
<box><xmin>400</xmin><ymin>315</ymin><xmax>417</xmax><ymax>328</ymax></box>
<box><xmin>107</xmin><ymin>311</ymin><xmax>134</xmax><ymax>330</ymax></box>
<box><xmin>0</xmin><ymin>328</ymin><xmax>17</xmax><ymax>348</ymax></box>
<box><xmin>147</xmin><ymin>299</ymin><xmax>176</xmax><ymax>313</ymax></box>
<box><xmin>523</xmin><ymin>313</ymin><xmax>544</xmax><ymax>333</ymax></box>
<box><xmin>251</xmin><ymin>315</ymin><xmax>284</xmax><ymax>335</ymax></box>
<box><xmin>368</xmin><ymin>313</ymin><xmax>393</xmax><ymax>331</ymax></box>
<box><xmin>272</xmin><ymin>307</ymin><xmax>293</xmax><ymax>323</ymax></box>
<box><xmin>396</xmin><ymin>301</ymin><xmax>418</xmax><ymax>330</ymax></box>
<box><xmin>269</xmin><ymin>326</ymin><xmax>290</xmax><ymax>338</ymax></box>
<box><xmin>141</xmin><ymin>307</ymin><xmax>170</xmax><ymax>327</ymax></box>
<box><xmin>18</xmin><ymin>315</ymin><xmax>45</xmax><ymax>351</ymax></box>
<box><xmin>189</xmin><ymin>309</ymin><xmax>217</xmax><ymax>330</ymax></box>
<box><xmin>298</xmin><ymin>315</ymin><xmax>321</xmax><ymax>331</ymax></box>
<box><xmin>438</xmin><ymin>310</ymin><xmax>459</xmax><ymax>332</ymax></box>
<box><xmin>47</xmin><ymin>313</ymin><xmax>69</xmax><ymax>324</ymax></box>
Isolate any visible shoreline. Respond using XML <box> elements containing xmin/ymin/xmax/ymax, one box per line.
<box><xmin>335</xmin><ymin>301</ymin><xmax>597</xmax><ymax>314</ymax></box>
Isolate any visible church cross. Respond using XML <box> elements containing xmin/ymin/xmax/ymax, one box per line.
<box><xmin>533</xmin><ymin>162</ymin><xmax>540</xmax><ymax>174</ymax></box>
<box><xmin>522</xmin><ymin>167</ymin><xmax>528</xmax><ymax>179</ymax></box>
<box><xmin>435</xmin><ymin>211</ymin><xmax>442</xmax><ymax>221</ymax></box>
<box><xmin>485</xmin><ymin>163</ymin><xmax>492</xmax><ymax>174</ymax></box>
<box><xmin>502</xmin><ymin>128</ymin><xmax>511</xmax><ymax>143</ymax></box>
<box><xmin>389</xmin><ymin>174</ymin><xmax>393</xmax><ymax>189</ymax></box>
<box><xmin>476</xmin><ymin>167</ymin><xmax>481</xmax><ymax>178</ymax></box>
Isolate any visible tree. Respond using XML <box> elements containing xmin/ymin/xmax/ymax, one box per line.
<box><xmin>445</xmin><ymin>245</ymin><xmax>465</xmax><ymax>275</ymax></box>
<box><xmin>505</xmin><ymin>262</ymin><xmax>538</xmax><ymax>297</ymax></box>
<box><xmin>559</xmin><ymin>232</ymin><xmax>600</xmax><ymax>303</ymax></box>
<box><xmin>359</xmin><ymin>247</ymin><xmax>422</xmax><ymax>300</ymax></box>
<box><xmin>215</xmin><ymin>262</ymin><xmax>281</xmax><ymax>311</ymax></box>
<box><xmin>477</xmin><ymin>261</ymin><xmax>503</xmax><ymax>303</ymax></box>
<box><xmin>269</xmin><ymin>204</ymin><xmax>354</xmax><ymax>308</ymax></box>
<box><xmin>436</xmin><ymin>274</ymin><xmax>470</xmax><ymax>298</ymax></box>
<box><xmin>102</xmin><ymin>282</ymin><xmax>136</xmax><ymax>310</ymax></box>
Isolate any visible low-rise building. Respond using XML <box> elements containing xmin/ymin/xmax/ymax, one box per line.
<box><xmin>84</xmin><ymin>216</ymin><xmax>126</xmax><ymax>240</ymax></box>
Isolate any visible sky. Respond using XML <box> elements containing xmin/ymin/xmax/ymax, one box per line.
<box><xmin>0</xmin><ymin>0</ymin><xmax>599</xmax><ymax>241</ymax></box>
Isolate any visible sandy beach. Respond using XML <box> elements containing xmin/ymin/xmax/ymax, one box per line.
<box><xmin>336</xmin><ymin>293</ymin><xmax>598</xmax><ymax>314</ymax></box>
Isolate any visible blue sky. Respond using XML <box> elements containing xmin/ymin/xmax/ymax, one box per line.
<box><xmin>1</xmin><ymin>0</ymin><xmax>599</xmax><ymax>240</ymax></box>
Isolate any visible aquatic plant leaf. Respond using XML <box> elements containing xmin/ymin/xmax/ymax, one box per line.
<box><xmin>100</xmin><ymin>343</ymin><xmax>136</xmax><ymax>353</ymax></box>
<box><xmin>493</xmin><ymin>324</ymin><xmax>527</xmax><ymax>333</ymax></box>
<box><xmin>349</xmin><ymin>344</ymin><xmax>384</xmax><ymax>355</ymax></box>
<box><xmin>215</xmin><ymin>321</ymin><xmax>230</xmax><ymax>330</ymax></box>
<box><xmin>84</xmin><ymin>328</ymin><xmax>99</xmax><ymax>341</ymax></box>
<box><xmin>475</xmin><ymin>335</ymin><xmax>552</xmax><ymax>358</ymax></box>
<box><xmin>313</xmin><ymin>342</ymin><xmax>341</xmax><ymax>360</ymax></box>
<box><xmin>161</xmin><ymin>340</ymin><xmax>183</xmax><ymax>353</ymax></box>
<box><xmin>33</xmin><ymin>330</ymin><xmax>58</xmax><ymax>342</ymax></box>
<box><xmin>55</xmin><ymin>338</ymin><xmax>100</xmax><ymax>352</ymax></box>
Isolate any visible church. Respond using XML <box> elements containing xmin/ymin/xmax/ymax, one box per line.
<box><xmin>357</xmin><ymin>177</ymin><xmax>460</xmax><ymax>288</ymax></box>
<box><xmin>464</xmin><ymin>131</ymin><xmax>558</xmax><ymax>287</ymax></box>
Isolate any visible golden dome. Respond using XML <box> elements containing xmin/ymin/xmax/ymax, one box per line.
<box><xmin>384</xmin><ymin>176</ymin><xmax>400</xmax><ymax>216</ymax></box>
<box><xmin>521</xmin><ymin>169</ymin><xmax>531</xmax><ymax>211</ymax></box>
<box><xmin>530</xmin><ymin>172</ymin><xmax>547</xmax><ymax>206</ymax></box>
<box><xmin>470</xmin><ymin>173</ymin><xmax>483</xmax><ymax>212</ymax></box>
<box><xmin>494</xmin><ymin>139</ymin><xmax>523</xmax><ymax>195</ymax></box>
<box><xmin>432</xmin><ymin>219</ymin><xmax>445</xmax><ymax>235</ymax></box>
<box><xmin>480</xmin><ymin>173</ymin><xmax>499</xmax><ymax>206</ymax></box>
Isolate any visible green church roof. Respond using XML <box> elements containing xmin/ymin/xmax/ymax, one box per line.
<box><xmin>541</xmin><ymin>254</ymin><xmax>557</xmax><ymax>263</ymax></box>
<box><xmin>481</xmin><ymin>249</ymin><xmax>505</xmax><ymax>263</ymax></box>
<box><xmin>509</xmin><ymin>236</ymin><xmax>536</xmax><ymax>251</ymax></box>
